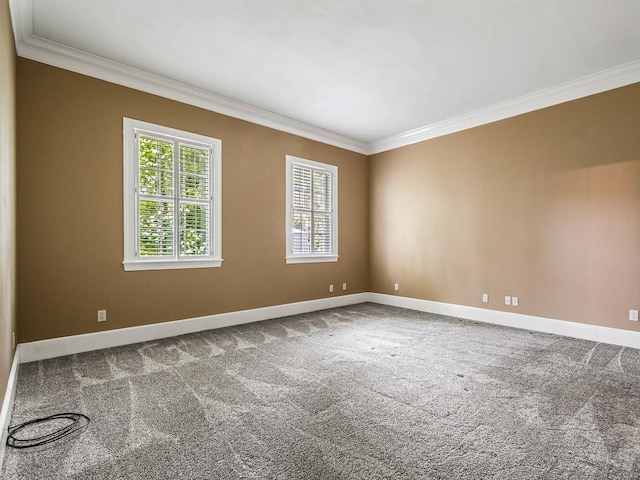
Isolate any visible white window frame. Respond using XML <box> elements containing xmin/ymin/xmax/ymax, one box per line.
<box><xmin>285</xmin><ymin>155</ymin><xmax>338</xmax><ymax>264</ymax></box>
<box><xmin>123</xmin><ymin>118</ymin><xmax>222</xmax><ymax>271</ymax></box>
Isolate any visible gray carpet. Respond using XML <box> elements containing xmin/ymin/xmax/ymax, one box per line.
<box><xmin>2</xmin><ymin>303</ymin><xmax>640</xmax><ymax>479</ymax></box>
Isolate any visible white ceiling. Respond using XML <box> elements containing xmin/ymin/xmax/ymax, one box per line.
<box><xmin>10</xmin><ymin>0</ymin><xmax>640</xmax><ymax>153</ymax></box>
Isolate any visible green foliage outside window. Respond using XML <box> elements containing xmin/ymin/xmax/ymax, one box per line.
<box><xmin>138</xmin><ymin>137</ymin><xmax>210</xmax><ymax>257</ymax></box>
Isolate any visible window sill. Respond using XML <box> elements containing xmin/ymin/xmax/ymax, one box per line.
<box><xmin>286</xmin><ymin>255</ymin><xmax>339</xmax><ymax>264</ymax></box>
<box><xmin>123</xmin><ymin>258</ymin><xmax>223</xmax><ymax>271</ymax></box>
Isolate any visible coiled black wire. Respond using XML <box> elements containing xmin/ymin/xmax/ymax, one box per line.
<box><xmin>7</xmin><ymin>413</ymin><xmax>90</xmax><ymax>449</ymax></box>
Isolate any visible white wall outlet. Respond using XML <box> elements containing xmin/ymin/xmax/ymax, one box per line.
<box><xmin>630</xmin><ymin>310</ymin><xmax>639</xmax><ymax>322</ymax></box>
<box><xmin>504</xmin><ymin>296</ymin><xmax>511</xmax><ymax>306</ymax></box>
<box><xmin>394</xmin><ymin>283</ymin><xmax>399</xmax><ymax>291</ymax></box>
<box><xmin>342</xmin><ymin>282</ymin><xmax>347</xmax><ymax>291</ymax></box>
<box><xmin>512</xmin><ymin>296</ymin><xmax>519</xmax><ymax>307</ymax></box>
<box><xmin>98</xmin><ymin>309</ymin><xmax>107</xmax><ymax>322</ymax></box>
<box><xmin>12</xmin><ymin>332</ymin><xmax>15</xmax><ymax>349</ymax></box>
<box><xmin>482</xmin><ymin>293</ymin><xmax>489</xmax><ymax>303</ymax></box>
<box><xmin>329</xmin><ymin>284</ymin><xmax>334</xmax><ymax>293</ymax></box>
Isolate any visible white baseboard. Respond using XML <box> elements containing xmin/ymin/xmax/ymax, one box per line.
<box><xmin>371</xmin><ymin>293</ymin><xmax>640</xmax><ymax>350</ymax></box>
<box><xmin>17</xmin><ymin>291</ymin><xmax>640</xmax><ymax>365</ymax></box>
<box><xmin>5</xmin><ymin>292</ymin><xmax>637</xmax><ymax>473</ymax></box>
<box><xmin>0</xmin><ymin>345</ymin><xmax>21</xmax><ymax>474</ymax></box>
<box><xmin>19</xmin><ymin>293</ymin><xmax>371</xmax><ymax>363</ymax></box>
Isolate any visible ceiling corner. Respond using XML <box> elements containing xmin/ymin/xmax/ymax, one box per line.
<box><xmin>369</xmin><ymin>59</ymin><xmax>640</xmax><ymax>155</ymax></box>
<box><xmin>8</xmin><ymin>0</ymin><xmax>369</xmax><ymax>155</ymax></box>
<box><xmin>9</xmin><ymin>0</ymin><xmax>640</xmax><ymax>158</ymax></box>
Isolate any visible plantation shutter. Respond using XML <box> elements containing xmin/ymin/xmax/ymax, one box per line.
<box><xmin>291</xmin><ymin>163</ymin><xmax>333</xmax><ymax>255</ymax></box>
<box><xmin>312</xmin><ymin>170</ymin><xmax>332</xmax><ymax>253</ymax></box>
<box><xmin>124</xmin><ymin>118</ymin><xmax>222</xmax><ymax>271</ymax></box>
<box><xmin>138</xmin><ymin>136</ymin><xmax>175</xmax><ymax>257</ymax></box>
<box><xmin>137</xmin><ymin>135</ymin><xmax>212</xmax><ymax>258</ymax></box>
<box><xmin>179</xmin><ymin>144</ymin><xmax>210</xmax><ymax>256</ymax></box>
<box><xmin>292</xmin><ymin>165</ymin><xmax>312</xmax><ymax>254</ymax></box>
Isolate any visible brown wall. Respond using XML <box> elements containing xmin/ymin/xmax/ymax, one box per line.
<box><xmin>17</xmin><ymin>59</ymin><xmax>369</xmax><ymax>342</ymax></box>
<box><xmin>370</xmin><ymin>83</ymin><xmax>640</xmax><ymax>331</ymax></box>
<box><xmin>13</xmin><ymin>52</ymin><xmax>640</xmax><ymax>343</ymax></box>
<box><xmin>0</xmin><ymin>0</ymin><xmax>17</xmax><ymax>400</ymax></box>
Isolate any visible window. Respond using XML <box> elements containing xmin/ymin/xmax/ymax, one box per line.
<box><xmin>286</xmin><ymin>155</ymin><xmax>338</xmax><ymax>264</ymax></box>
<box><xmin>123</xmin><ymin>118</ymin><xmax>222</xmax><ymax>271</ymax></box>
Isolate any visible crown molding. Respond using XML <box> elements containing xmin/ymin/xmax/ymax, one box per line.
<box><xmin>8</xmin><ymin>0</ymin><xmax>29</xmax><ymax>48</ymax></box>
<box><xmin>9</xmin><ymin>1</ymin><xmax>368</xmax><ymax>155</ymax></box>
<box><xmin>9</xmin><ymin>0</ymin><xmax>640</xmax><ymax>157</ymax></box>
<box><xmin>368</xmin><ymin>59</ymin><xmax>640</xmax><ymax>154</ymax></box>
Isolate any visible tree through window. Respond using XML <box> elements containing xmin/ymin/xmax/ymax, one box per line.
<box><xmin>123</xmin><ymin>118</ymin><xmax>222</xmax><ymax>271</ymax></box>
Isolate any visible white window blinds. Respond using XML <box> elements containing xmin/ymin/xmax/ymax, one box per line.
<box><xmin>286</xmin><ymin>156</ymin><xmax>338</xmax><ymax>264</ymax></box>
<box><xmin>123</xmin><ymin>118</ymin><xmax>222</xmax><ymax>271</ymax></box>
<box><xmin>178</xmin><ymin>144</ymin><xmax>211</xmax><ymax>256</ymax></box>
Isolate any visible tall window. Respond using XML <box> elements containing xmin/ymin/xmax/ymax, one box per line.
<box><xmin>286</xmin><ymin>155</ymin><xmax>338</xmax><ymax>264</ymax></box>
<box><xmin>123</xmin><ymin>118</ymin><xmax>222</xmax><ymax>271</ymax></box>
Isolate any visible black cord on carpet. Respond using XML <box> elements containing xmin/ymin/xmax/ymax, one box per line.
<box><xmin>6</xmin><ymin>413</ymin><xmax>90</xmax><ymax>449</ymax></box>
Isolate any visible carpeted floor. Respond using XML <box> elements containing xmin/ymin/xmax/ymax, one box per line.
<box><xmin>2</xmin><ymin>303</ymin><xmax>640</xmax><ymax>479</ymax></box>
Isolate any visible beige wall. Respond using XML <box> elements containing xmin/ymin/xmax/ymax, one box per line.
<box><xmin>0</xmin><ymin>0</ymin><xmax>17</xmax><ymax>401</ymax></box>
<box><xmin>13</xmin><ymin>52</ymin><xmax>640</xmax><ymax>343</ymax></box>
<box><xmin>17</xmin><ymin>59</ymin><xmax>369</xmax><ymax>342</ymax></box>
<box><xmin>370</xmin><ymin>84</ymin><xmax>640</xmax><ymax>331</ymax></box>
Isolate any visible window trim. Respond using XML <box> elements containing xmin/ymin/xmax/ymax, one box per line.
<box><xmin>285</xmin><ymin>155</ymin><xmax>338</xmax><ymax>264</ymax></box>
<box><xmin>123</xmin><ymin>118</ymin><xmax>222</xmax><ymax>271</ymax></box>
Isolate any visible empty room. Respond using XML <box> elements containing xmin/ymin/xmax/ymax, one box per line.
<box><xmin>1</xmin><ymin>1</ymin><xmax>640</xmax><ymax>478</ymax></box>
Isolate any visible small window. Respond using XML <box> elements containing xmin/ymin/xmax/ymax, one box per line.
<box><xmin>286</xmin><ymin>155</ymin><xmax>338</xmax><ymax>264</ymax></box>
<box><xmin>123</xmin><ymin>118</ymin><xmax>222</xmax><ymax>271</ymax></box>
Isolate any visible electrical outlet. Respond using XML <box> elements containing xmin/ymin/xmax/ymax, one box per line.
<box><xmin>504</xmin><ymin>296</ymin><xmax>511</xmax><ymax>306</ymax></box>
<box><xmin>394</xmin><ymin>283</ymin><xmax>399</xmax><ymax>291</ymax></box>
<box><xmin>97</xmin><ymin>309</ymin><xmax>107</xmax><ymax>322</ymax></box>
<box><xmin>329</xmin><ymin>284</ymin><xmax>334</xmax><ymax>293</ymax></box>
<box><xmin>342</xmin><ymin>283</ymin><xmax>347</xmax><ymax>291</ymax></box>
<box><xmin>12</xmin><ymin>332</ymin><xmax>15</xmax><ymax>349</ymax></box>
<box><xmin>512</xmin><ymin>297</ymin><xmax>519</xmax><ymax>307</ymax></box>
<box><xmin>482</xmin><ymin>293</ymin><xmax>489</xmax><ymax>303</ymax></box>
<box><xmin>630</xmin><ymin>310</ymin><xmax>639</xmax><ymax>322</ymax></box>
